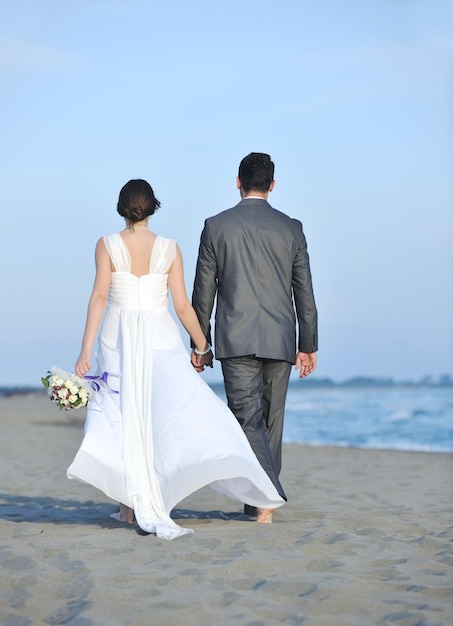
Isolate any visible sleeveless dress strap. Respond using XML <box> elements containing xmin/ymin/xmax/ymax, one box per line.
<box><xmin>103</xmin><ymin>233</ymin><xmax>131</xmax><ymax>272</ymax></box>
<box><xmin>104</xmin><ymin>233</ymin><xmax>176</xmax><ymax>275</ymax></box>
<box><xmin>150</xmin><ymin>237</ymin><xmax>176</xmax><ymax>274</ymax></box>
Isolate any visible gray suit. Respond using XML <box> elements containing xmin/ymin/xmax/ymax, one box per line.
<box><xmin>192</xmin><ymin>198</ymin><xmax>318</xmax><ymax>500</ymax></box>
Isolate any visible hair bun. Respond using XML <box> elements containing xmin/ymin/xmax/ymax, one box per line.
<box><xmin>117</xmin><ymin>180</ymin><xmax>161</xmax><ymax>223</ymax></box>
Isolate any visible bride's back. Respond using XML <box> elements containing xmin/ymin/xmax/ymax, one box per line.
<box><xmin>118</xmin><ymin>230</ymin><xmax>157</xmax><ymax>277</ymax></box>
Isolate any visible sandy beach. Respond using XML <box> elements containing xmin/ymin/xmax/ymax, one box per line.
<box><xmin>0</xmin><ymin>394</ymin><xmax>452</xmax><ymax>626</ymax></box>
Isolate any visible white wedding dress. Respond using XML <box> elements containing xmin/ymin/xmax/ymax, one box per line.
<box><xmin>67</xmin><ymin>233</ymin><xmax>284</xmax><ymax>539</ymax></box>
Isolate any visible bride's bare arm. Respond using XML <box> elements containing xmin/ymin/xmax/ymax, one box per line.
<box><xmin>168</xmin><ymin>244</ymin><xmax>211</xmax><ymax>357</ymax></box>
<box><xmin>75</xmin><ymin>239</ymin><xmax>112</xmax><ymax>377</ymax></box>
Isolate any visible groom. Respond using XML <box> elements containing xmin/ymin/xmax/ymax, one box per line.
<box><xmin>191</xmin><ymin>152</ymin><xmax>318</xmax><ymax>516</ymax></box>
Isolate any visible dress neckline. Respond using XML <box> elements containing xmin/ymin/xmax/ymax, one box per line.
<box><xmin>116</xmin><ymin>232</ymin><xmax>160</xmax><ymax>277</ymax></box>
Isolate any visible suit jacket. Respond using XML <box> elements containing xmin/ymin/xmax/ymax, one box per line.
<box><xmin>192</xmin><ymin>198</ymin><xmax>318</xmax><ymax>364</ymax></box>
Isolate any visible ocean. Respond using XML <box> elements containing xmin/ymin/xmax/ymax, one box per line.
<box><xmin>212</xmin><ymin>383</ymin><xmax>453</xmax><ymax>454</ymax></box>
<box><xmin>2</xmin><ymin>381</ymin><xmax>452</xmax><ymax>454</ymax></box>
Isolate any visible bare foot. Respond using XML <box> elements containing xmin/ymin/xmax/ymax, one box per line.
<box><xmin>110</xmin><ymin>504</ymin><xmax>134</xmax><ymax>524</ymax></box>
<box><xmin>257</xmin><ymin>508</ymin><xmax>275</xmax><ymax>524</ymax></box>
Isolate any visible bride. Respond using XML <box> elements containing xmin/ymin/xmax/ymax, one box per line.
<box><xmin>67</xmin><ymin>179</ymin><xmax>284</xmax><ymax>539</ymax></box>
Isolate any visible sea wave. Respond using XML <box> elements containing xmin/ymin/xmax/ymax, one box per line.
<box><xmin>214</xmin><ymin>384</ymin><xmax>453</xmax><ymax>454</ymax></box>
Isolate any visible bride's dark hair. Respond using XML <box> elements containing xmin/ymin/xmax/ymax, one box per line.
<box><xmin>117</xmin><ymin>179</ymin><xmax>161</xmax><ymax>223</ymax></box>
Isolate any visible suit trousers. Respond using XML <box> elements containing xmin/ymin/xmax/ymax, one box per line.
<box><xmin>220</xmin><ymin>356</ymin><xmax>292</xmax><ymax>501</ymax></box>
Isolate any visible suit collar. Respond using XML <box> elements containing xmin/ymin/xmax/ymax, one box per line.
<box><xmin>236</xmin><ymin>197</ymin><xmax>271</xmax><ymax>209</ymax></box>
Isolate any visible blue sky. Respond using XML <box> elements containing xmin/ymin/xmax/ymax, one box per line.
<box><xmin>1</xmin><ymin>0</ymin><xmax>452</xmax><ymax>386</ymax></box>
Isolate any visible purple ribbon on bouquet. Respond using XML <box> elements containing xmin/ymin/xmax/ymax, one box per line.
<box><xmin>84</xmin><ymin>371</ymin><xmax>119</xmax><ymax>394</ymax></box>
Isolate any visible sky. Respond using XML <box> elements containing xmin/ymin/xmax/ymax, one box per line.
<box><xmin>0</xmin><ymin>0</ymin><xmax>452</xmax><ymax>386</ymax></box>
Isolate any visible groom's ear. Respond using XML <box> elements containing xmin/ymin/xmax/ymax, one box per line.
<box><xmin>236</xmin><ymin>177</ymin><xmax>242</xmax><ymax>190</ymax></box>
<box><xmin>268</xmin><ymin>180</ymin><xmax>276</xmax><ymax>193</ymax></box>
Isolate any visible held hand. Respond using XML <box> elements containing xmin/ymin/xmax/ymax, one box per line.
<box><xmin>75</xmin><ymin>352</ymin><xmax>92</xmax><ymax>378</ymax></box>
<box><xmin>191</xmin><ymin>349</ymin><xmax>214</xmax><ymax>373</ymax></box>
<box><xmin>295</xmin><ymin>352</ymin><xmax>317</xmax><ymax>379</ymax></box>
<box><xmin>190</xmin><ymin>350</ymin><xmax>204</xmax><ymax>372</ymax></box>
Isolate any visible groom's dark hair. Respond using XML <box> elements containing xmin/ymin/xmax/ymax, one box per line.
<box><xmin>238</xmin><ymin>153</ymin><xmax>275</xmax><ymax>192</ymax></box>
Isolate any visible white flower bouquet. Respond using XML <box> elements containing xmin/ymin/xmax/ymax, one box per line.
<box><xmin>41</xmin><ymin>366</ymin><xmax>92</xmax><ymax>411</ymax></box>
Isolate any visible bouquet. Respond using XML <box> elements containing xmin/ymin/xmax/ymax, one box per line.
<box><xmin>41</xmin><ymin>366</ymin><xmax>92</xmax><ymax>411</ymax></box>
